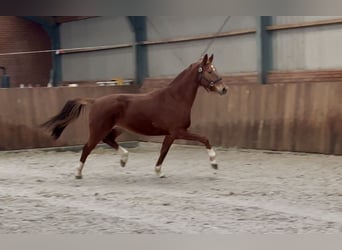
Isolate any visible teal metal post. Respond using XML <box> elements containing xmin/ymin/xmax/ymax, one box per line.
<box><xmin>0</xmin><ymin>67</ymin><xmax>10</xmax><ymax>88</ymax></box>
<box><xmin>128</xmin><ymin>16</ymin><xmax>148</xmax><ymax>85</ymax></box>
<box><xmin>256</xmin><ymin>16</ymin><xmax>273</xmax><ymax>84</ymax></box>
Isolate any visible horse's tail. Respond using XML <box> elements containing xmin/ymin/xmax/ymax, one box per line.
<box><xmin>41</xmin><ymin>98</ymin><xmax>95</xmax><ymax>140</ymax></box>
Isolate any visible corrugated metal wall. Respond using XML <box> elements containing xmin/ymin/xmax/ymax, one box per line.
<box><xmin>273</xmin><ymin>16</ymin><xmax>342</xmax><ymax>70</ymax></box>
<box><xmin>59</xmin><ymin>16</ymin><xmax>258</xmax><ymax>81</ymax></box>
<box><xmin>189</xmin><ymin>82</ymin><xmax>342</xmax><ymax>155</ymax></box>
<box><xmin>60</xmin><ymin>17</ymin><xmax>135</xmax><ymax>81</ymax></box>
<box><xmin>146</xmin><ymin>16</ymin><xmax>257</xmax><ymax>76</ymax></box>
<box><xmin>0</xmin><ymin>86</ymin><xmax>138</xmax><ymax>150</ymax></box>
<box><xmin>2</xmin><ymin>81</ymin><xmax>340</xmax><ymax>154</ymax></box>
<box><xmin>141</xmin><ymin>79</ymin><xmax>342</xmax><ymax>155</ymax></box>
<box><xmin>59</xmin><ymin>16</ymin><xmax>342</xmax><ymax>80</ymax></box>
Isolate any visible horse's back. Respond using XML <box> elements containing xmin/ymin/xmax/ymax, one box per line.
<box><xmin>89</xmin><ymin>92</ymin><xmax>155</xmax><ymax>120</ymax></box>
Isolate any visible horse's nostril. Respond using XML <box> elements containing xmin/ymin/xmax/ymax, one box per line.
<box><xmin>222</xmin><ymin>88</ymin><xmax>227</xmax><ymax>94</ymax></box>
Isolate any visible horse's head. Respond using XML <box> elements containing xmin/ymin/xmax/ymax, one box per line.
<box><xmin>197</xmin><ymin>54</ymin><xmax>228</xmax><ymax>95</ymax></box>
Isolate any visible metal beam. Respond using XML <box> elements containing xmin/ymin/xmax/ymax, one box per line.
<box><xmin>128</xmin><ymin>16</ymin><xmax>148</xmax><ymax>85</ymax></box>
<box><xmin>23</xmin><ymin>16</ymin><xmax>55</xmax><ymax>27</ymax></box>
<box><xmin>256</xmin><ymin>16</ymin><xmax>273</xmax><ymax>84</ymax></box>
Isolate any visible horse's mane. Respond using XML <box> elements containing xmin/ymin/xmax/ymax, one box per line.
<box><xmin>168</xmin><ymin>62</ymin><xmax>198</xmax><ymax>86</ymax></box>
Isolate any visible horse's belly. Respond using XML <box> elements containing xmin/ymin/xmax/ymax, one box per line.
<box><xmin>117</xmin><ymin>120</ymin><xmax>168</xmax><ymax>136</ymax></box>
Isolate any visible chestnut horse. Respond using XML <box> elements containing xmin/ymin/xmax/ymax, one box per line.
<box><xmin>41</xmin><ymin>54</ymin><xmax>227</xmax><ymax>178</ymax></box>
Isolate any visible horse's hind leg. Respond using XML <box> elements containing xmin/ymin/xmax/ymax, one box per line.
<box><xmin>103</xmin><ymin>128</ymin><xmax>129</xmax><ymax>167</ymax></box>
<box><xmin>75</xmin><ymin>139</ymin><xmax>100</xmax><ymax>179</ymax></box>
<box><xmin>75</xmin><ymin>123</ymin><xmax>113</xmax><ymax>179</ymax></box>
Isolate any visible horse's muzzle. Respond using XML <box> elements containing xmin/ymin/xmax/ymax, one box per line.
<box><xmin>218</xmin><ymin>86</ymin><xmax>228</xmax><ymax>95</ymax></box>
<box><xmin>221</xmin><ymin>87</ymin><xmax>227</xmax><ymax>95</ymax></box>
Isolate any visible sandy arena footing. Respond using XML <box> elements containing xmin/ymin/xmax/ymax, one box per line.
<box><xmin>0</xmin><ymin>142</ymin><xmax>341</xmax><ymax>233</ymax></box>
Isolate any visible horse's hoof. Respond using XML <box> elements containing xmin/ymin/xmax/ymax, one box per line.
<box><xmin>75</xmin><ymin>175</ymin><xmax>83</xmax><ymax>179</ymax></box>
<box><xmin>120</xmin><ymin>160</ymin><xmax>127</xmax><ymax>167</ymax></box>
<box><xmin>159</xmin><ymin>173</ymin><xmax>166</xmax><ymax>178</ymax></box>
<box><xmin>155</xmin><ymin>167</ymin><xmax>166</xmax><ymax>178</ymax></box>
<box><xmin>211</xmin><ymin>163</ymin><xmax>218</xmax><ymax>170</ymax></box>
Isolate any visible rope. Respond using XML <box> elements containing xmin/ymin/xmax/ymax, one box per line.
<box><xmin>201</xmin><ymin>16</ymin><xmax>231</xmax><ymax>56</ymax></box>
<box><xmin>146</xmin><ymin>17</ymin><xmax>187</xmax><ymax>66</ymax></box>
<box><xmin>0</xmin><ymin>44</ymin><xmax>133</xmax><ymax>56</ymax></box>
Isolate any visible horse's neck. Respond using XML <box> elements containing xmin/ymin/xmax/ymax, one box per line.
<box><xmin>167</xmin><ymin>67</ymin><xmax>199</xmax><ymax>107</ymax></box>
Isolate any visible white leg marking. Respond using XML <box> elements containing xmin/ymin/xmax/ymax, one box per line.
<box><xmin>207</xmin><ymin>148</ymin><xmax>218</xmax><ymax>169</ymax></box>
<box><xmin>207</xmin><ymin>148</ymin><xmax>216</xmax><ymax>161</ymax></box>
<box><xmin>155</xmin><ymin>165</ymin><xmax>165</xmax><ymax>178</ymax></box>
<box><xmin>75</xmin><ymin>162</ymin><xmax>84</xmax><ymax>179</ymax></box>
<box><xmin>118</xmin><ymin>146</ymin><xmax>128</xmax><ymax>167</ymax></box>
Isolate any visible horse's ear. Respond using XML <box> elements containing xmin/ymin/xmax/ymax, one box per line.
<box><xmin>208</xmin><ymin>54</ymin><xmax>214</xmax><ymax>63</ymax></box>
<box><xmin>201</xmin><ymin>54</ymin><xmax>208</xmax><ymax>65</ymax></box>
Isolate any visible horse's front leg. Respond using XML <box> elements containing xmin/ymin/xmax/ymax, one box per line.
<box><xmin>155</xmin><ymin>135</ymin><xmax>175</xmax><ymax>178</ymax></box>
<box><xmin>174</xmin><ymin>130</ymin><xmax>218</xmax><ymax>169</ymax></box>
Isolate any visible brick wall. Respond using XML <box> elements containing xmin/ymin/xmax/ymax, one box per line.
<box><xmin>0</xmin><ymin>16</ymin><xmax>52</xmax><ymax>87</ymax></box>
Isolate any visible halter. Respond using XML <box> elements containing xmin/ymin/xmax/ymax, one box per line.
<box><xmin>197</xmin><ymin>66</ymin><xmax>222</xmax><ymax>89</ymax></box>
